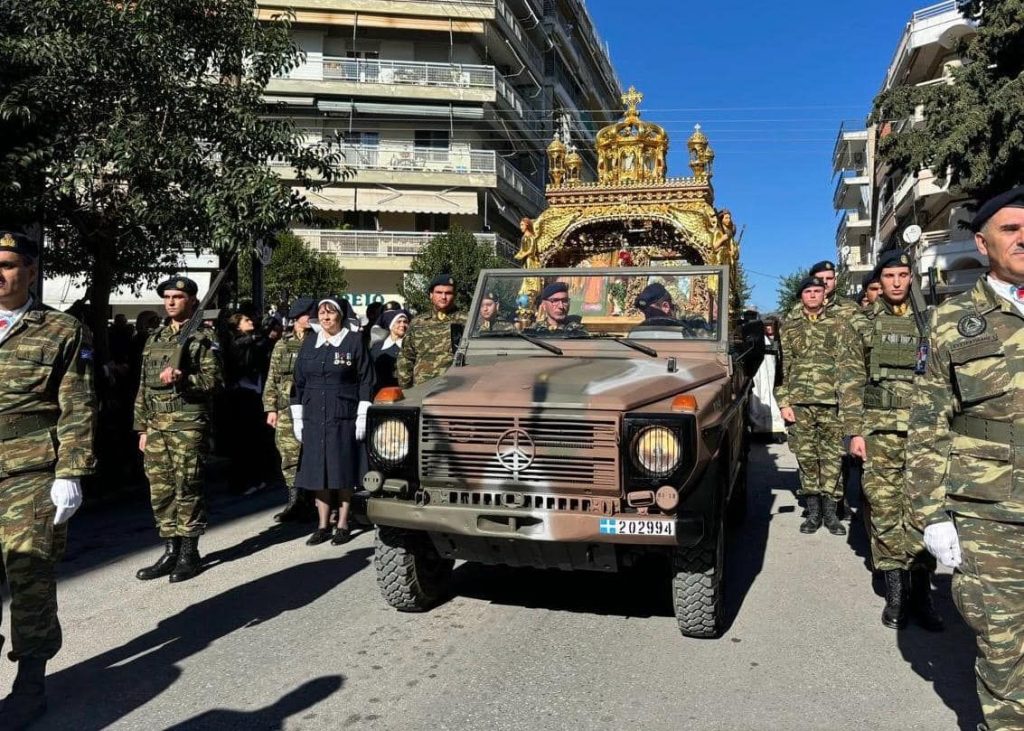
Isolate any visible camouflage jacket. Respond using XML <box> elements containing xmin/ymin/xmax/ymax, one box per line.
<box><xmin>0</xmin><ymin>302</ymin><xmax>97</xmax><ymax>479</ymax></box>
<box><xmin>838</xmin><ymin>299</ymin><xmax>924</xmax><ymax>437</ymax></box>
<box><xmin>907</xmin><ymin>276</ymin><xmax>1024</xmax><ymax>527</ymax></box>
<box><xmin>529</xmin><ymin>315</ymin><xmax>585</xmax><ymax>334</ymax></box>
<box><xmin>396</xmin><ymin>309</ymin><xmax>467</xmax><ymax>389</ymax></box>
<box><xmin>826</xmin><ymin>293</ymin><xmax>862</xmax><ymax>319</ymax></box>
<box><xmin>262</xmin><ymin>331</ymin><xmax>308</xmax><ymax>413</ymax></box>
<box><xmin>133</xmin><ymin>322</ymin><xmax>223</xmax><ymax>432</ymax></box>
<box><xmin>775</xmin><ymin>303</ymin><xmax>854</xmax><ymax>408</ymax></box>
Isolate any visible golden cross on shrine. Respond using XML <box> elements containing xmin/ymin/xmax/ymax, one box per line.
<box><xmin>621</xmin><ymin>86</ymin><xmax>643</xmax><ymax>116</ymax></box>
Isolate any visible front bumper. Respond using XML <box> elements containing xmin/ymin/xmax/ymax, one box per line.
<box><xmin>367</xmin><ymin>499</ymin><xmax>706</xmax><ymax>546</ymax></box>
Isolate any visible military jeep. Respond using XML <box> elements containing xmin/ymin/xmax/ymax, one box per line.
<box><xmin>363</xmin><ymin>266</ymin><xmax>760</xmax><ymax>638</ymax></box>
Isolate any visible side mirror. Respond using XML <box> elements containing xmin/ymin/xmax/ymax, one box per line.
<box><xmin>733</xmin><ymin>320</ymin><xmax>766</xmax><ymax>380</ymax></box>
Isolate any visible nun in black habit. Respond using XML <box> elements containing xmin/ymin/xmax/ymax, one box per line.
<box><xmin>290</xmin><ymin>296</ymin><xmax>375</xmax><ymax>545</ymax></box>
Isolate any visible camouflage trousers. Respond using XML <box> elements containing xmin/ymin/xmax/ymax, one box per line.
<box><xmin>862</xmin><ymin>431</ymin><xmax>931</xmax><ymax>572</ymax></box>
<box><xmin>788</xmin><ymin>404</ymin><xmax>843</xmax><ymax>498</ymax></box>
<box><xmin>274</xmin><ymin>408</ymin><xmax>301</xmax><ymax>486</ymax></box>
<box><xmin>0</xmin><ymin>471</ymin><xmax>65</xmax><ymax>661</ymax></box>
<box><xmin>953</xmin><ymin>517</ymin><xmax>1024</xmax><ymax>730</ymax></box>
<box><xmin>143</xmin><ymin>427</ymin><xmax>209</xmax><ymax>538</ymax></box>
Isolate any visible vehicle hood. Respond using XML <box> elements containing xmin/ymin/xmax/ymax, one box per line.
<box><xmin>417</xmin><ymin>357</ymin><xmax>726</xmax><ymax>411</ymax></box>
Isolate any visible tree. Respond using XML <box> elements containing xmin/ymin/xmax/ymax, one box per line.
<box><xmin>238</xmin><ymin>232</ymin><xmax>347</xmax><ymax>311</ymax></box>
<box><xmin>733</xmin><ymin>261</ymin><xmax>753</xmax><ymax>312</ymax></box>
<box><xmin>870</xmin><ymin>1</ymin><xmax>1024</xmax><ymax>200</ymax></box>
<box><xmin>0</xmin><ymin>1</ymin><xmax>349</xmax><ymax>359</ymax></box>
<box><xmin>399</xmin><ymin>226</ymin><xmax>508</xmax><ymax>314</ymax></box>
<box><xmin>776</xmin><ymin>268</ymin><xmax>808</xmax><ymax>314</ymax></box>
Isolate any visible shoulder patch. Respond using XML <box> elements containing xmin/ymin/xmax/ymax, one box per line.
<box><xmin>956</xmin><ymin>314</ymin><xmax>986</xmax><ymax>338</ymax></box>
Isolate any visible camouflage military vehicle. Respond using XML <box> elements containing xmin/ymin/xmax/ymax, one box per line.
<box><xmin>363</xmin><ymin>88</ymin><xmax>760</xmax><ymax>637</ymax></box>
<box><xmin>364</xmin><ymin>265</ymin><xmax>760</xmax><ymax>638</ymax></box>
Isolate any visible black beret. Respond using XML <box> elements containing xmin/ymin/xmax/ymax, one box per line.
<box><xmin>861</xmin><ymin>271</ymin><xmax>880</xmax><ymax>287</ymax></box>
<box><xmin>427</xmin><ymin>273</ymin><xmax>455</xmax><ymax>292</ymax></box>
<box><xmin>481</xmin><ymin>290</ymin><xmax>499</xmax><ymax>302</ymax></box>
<box><xmin>969</xmin><ymin>185</ymin><xmax>1024</xmax><ymax>232</ymax></box>
<box><xmin>379</xmin><ymin>309</ymin><xmax>411</xmax><ymax>330</ymax></box>
<box><xmin>157</xmin><ymin>276</ymin><xmax>199</xmax><ymax>297</ymax></box>
<box><xmin>540</xmin><ymin>281</ymin><xmax>569</xmax><ymax>300</ymax></box>
<box><xmin>636</xmin><ymin>282</ymin><xmax>671</xmax><ymax>309</ymax></box>
<box><xmin>287</xmin><ymin>296</ymin><xmax>316</xmax><ymax>319</ymax></box>
<box><xmin>876</xmin><ymin>249</ymin><xmax>913</xmax><ymax>272</ymax></box>
<box><xmin>797</xmin><ymin>276</ymin><xmax>826</xmax><ymax>294</ymax></box>
<box><xmin>0</xmin><ymin>230</ymin><xmax>39</xmax><ymax>259</ymax></box>
<box><xmin>808</xmin><ymin>260</ymin><xmax>836</xmax><ymax>275</ymax></box>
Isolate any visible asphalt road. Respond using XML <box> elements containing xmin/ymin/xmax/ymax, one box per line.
<box><xmin>1</xmin><ymin>442</ymin><xmax>983</xmax><ymax>730</ymax></box>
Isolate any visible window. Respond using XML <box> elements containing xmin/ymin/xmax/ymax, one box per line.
<box><xmin>414</xmin><ymin>130</ymin><xmax>450</xmax><ymax>149</ymax></box>
<box><xmin>341</xmin><ymin>131</ymin><xmax>379</xmax><ymax>146</ymax></box>
<box><xmin>415</xmin><ymin>213</ymin><xmax>450</xmax><ymax>232</ymax></box>
<box><xmin>343</xmin><ymin>211</ymin><xmax>378</xmax><ymax>230</ymax></box>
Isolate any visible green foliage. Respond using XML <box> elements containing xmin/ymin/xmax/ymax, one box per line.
<box><xmin>0</xmin><ymin>0</ymin><xmax>349</xmax><ymax>353</ymax></box>
<box><xmin>870</xmin><ymin>1</ymin><xmax>1024</xmax><ymax>200</ymax></box>
<box><xmin>733</xmin><ymin>261</ymin><xmax>753</xmax><ymax>311</ymax></box>
<box><xmin>776</xmin><ymin>268</ymin><xmax>809</xmax><ymax>313</ymax></box>
<box><xmin>238</xmin><ymin>232</ymin><xmax>347</xmax><ymax>311</ymax></box>
<box><xmin>399</xmin><ymin>226</ymin><xmax>508</xmax><ymax>313</ymax></box>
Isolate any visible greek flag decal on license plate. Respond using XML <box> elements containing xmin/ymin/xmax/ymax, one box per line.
<box><xmin>599</xmin><ymin>519</ymin><xmax>617</xmax><ymax>535</ymax></box>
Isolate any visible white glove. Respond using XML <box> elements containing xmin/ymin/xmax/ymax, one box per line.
<box><xmin>51</xmin><ymin>478</ymin><xmax>82</xmax><ymax>525</ymax></box>
<box><xmin>924</xmin><ymin>521</ymin><xmax>962</xmax><ymax>569</ymax></box>
<box><xmin>356</xmin><ymin>401</ymin><xmax>370</xmax><ymax>441</ymax></box>
<box><xmin>290</xmin><ymin>404</ymin><xmax>304</xmax><ymax>443</ymax></box>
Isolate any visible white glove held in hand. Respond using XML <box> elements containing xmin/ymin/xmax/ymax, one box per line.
<box><xmin>51</xmin><ymin>478</ymin><xmax>82</xmax><ymax>525</ymax></box>
<box><xmin>356</xmin><ymin>401</ymin><xmax>370</xmax><ymax>441</ymax></box>
<box><xmin>290</xmin><ymin>404</ymin><xmax>304</xmax><ymax>443</ymax></box>
<box><xmin>924</xmin><ymin>521</ymin><xmax>962</xmax><ymax>568</ymax></box>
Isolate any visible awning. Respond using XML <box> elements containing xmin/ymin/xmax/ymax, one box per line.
<box><xmin>292</xmin><ymin>186</ymin><xmax>478</xmax><ymax>215</ymax></box>
<box><xmin>317</xmin><ymin>100</ymin><xmax>484</xmax><ymax>119</ymax></box>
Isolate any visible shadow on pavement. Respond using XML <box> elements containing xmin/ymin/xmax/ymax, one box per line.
<box><xmin>202</xmin><ymin>521</ymin><xmax>313</xmax><ymax>573</ymax></box>
<box><xmin>162</xmin><ymin>675</ymin><xmax>344</xmax><ymax>730</ymax></box>
<box><xmin>41</xmin><ymin>551</ymin><xmax>371</xmax><ymax>731</ymax></box>
<box><xmin>897</xmin><ymin>573</ymin><xmax>984</xmax><ymax>730</ymax></box>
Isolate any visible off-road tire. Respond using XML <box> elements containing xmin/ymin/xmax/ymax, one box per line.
<box><xmin>375</xmin><ymin>526</ymin><xmax>453</xmax><ymax>612</ymax></box>
<box><xmin>671</xmin><ymin>526</ymin><xmax>725</xmax><ymax>638</ymax></box>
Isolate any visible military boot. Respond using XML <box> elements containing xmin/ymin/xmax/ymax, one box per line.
<box><xmin>799</xmin><ymin>495</ymin><xmax>822</xmax><ymax>534</ymax></box>
<box><xmin>881</xmin><ymin>569</ymin><xmax>909</xmax><ymax>629</ymax></box>
<box><xmin>273</xmin><ymin>487</ymin><xmax>303</xmax><ymax>523</ymax></box>
<box><xmin>821</xmin><ymin>497</ymin><xmax>847</xmax><ymax>536</ymax></box>
<box><xmin>910</xmin><ymin>568</ymin><xmax>945</xmax><ymax>632</ymax></box>
<box><xmin>169</xmin><ymin>536</ymin><xmax>202</xmax><ymax>583</ymax></box>
<box><xmin>0</xmin><ymin>657</ymin><xmax>47</xmax><ymax>730</ymax></box>
<box><xmin>136</xmin><ymin>538</ymin><xmax>181</xmax><ymax>580</ymax></box>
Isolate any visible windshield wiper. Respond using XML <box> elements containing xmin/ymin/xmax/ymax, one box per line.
<box><xmin>612</xmin><ymin>337</ymin><xmax>658</xmax><ymax>358</ymax></box>
<box><xmin>476</xmin><ymin>329</ymin><xmax>563</xmax><ymax>355</ymax></box>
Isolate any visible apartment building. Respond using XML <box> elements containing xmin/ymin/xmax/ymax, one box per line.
<box><xmin>832</xmin><ymin>0</ymin><xmax>979</xmax><ymax>302</ymax></box>
<box><xmin>257</xmin><ymin>0</ymin><xmax>622</xmax><ymax>312</ymax></box>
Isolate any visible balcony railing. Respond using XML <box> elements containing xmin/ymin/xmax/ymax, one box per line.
<box><xmin>913</xmin><ymin>0</ymin><xmax>960</xmax><ymax>21</ymax></box>
<box><xmin>497</xmin><ymin>158</ymin><xmax>546</xmax><ymax>211</ymax></box>
<box><xmin>293</xmin><ymin>229</ymin><xmax>517</xmax><ymax>260</ymax></box>
<box><xmin>285</xmin><ymin>57</ymin><xmax>496</xmax><ymax>90</ymax></box>
<box><xmin>495</xmin><ymin>0</ymin><xmax>543</xmax><ymax>71</ymax></box>
<box><xmin>271</xmin><ymin>141</ymin><xmax>497</xmax><ymax>175</ymax></box>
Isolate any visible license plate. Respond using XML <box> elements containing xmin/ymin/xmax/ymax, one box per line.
<box><xmin>599</xmin><ymin>518</ymin><xmax>675</xmax><ymax>537</ymax></box>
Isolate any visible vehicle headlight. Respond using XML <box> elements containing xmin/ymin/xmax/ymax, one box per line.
<box><xmin>631</xmin><ymin>426</ymin><xmax>682</xmax><ymax>478</ymax></box>
<box><xmin>370</xmin><ymin>419</ymin><xmax>410</xmax><ymax>465</ymax></box>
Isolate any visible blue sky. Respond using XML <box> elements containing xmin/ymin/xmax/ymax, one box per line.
<box><xmin>586</xmin><ymin>0</ymin><xmax>929</xmax><ymax>311</ymax></box>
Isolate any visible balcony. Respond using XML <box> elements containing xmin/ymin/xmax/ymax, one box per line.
<box><xmin>258</xmin><ymin>0</ymin><xmax>495</xmax><ymax>21</ymax></box>
<box><xmin>268</xmin><ymin>58</ymin><xmax>498</xmax><ymax>104</ymax></box>
<box><xmin>497</xmin><ymin>158</ymin><xmax>547</xmax><ymax>213</ymax></box>
<box><xmin>831</xmin><ymin>126</ymin><xmax>868</xmax><ymax>175</ymax></box>
<box><xmin>884</xmin><ymin>1</ymin><xmax>975</xmax><ymax>89</ymax></box>
<box><xmin>833</xmin><ymin>173</ymin><xmax>870</xmax><ymax>211</ymax></box>
<box><xmin>494</xmin><ymin>0</ymin><xmax>544</xmax><ymax>74</ymax></box>
<box><xmin>835</xmin><ymin>210</ymin><xmax>872</xmax><ymax>253</ymax></box>
<box><xmin>293</xmin><ymin>229</ymin><xmax>518</xmax><ymax>264</ymax></box>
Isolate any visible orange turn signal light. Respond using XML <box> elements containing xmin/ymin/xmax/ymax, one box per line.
<box><xmin>374</xmin><ymin>387</ymin><xmax>405</xmax><ymax>403</ymax></box>
<box><xmin>671</xmin><ymin>394</ymin><xmax>698</xmax><ymax>412</ymax></box>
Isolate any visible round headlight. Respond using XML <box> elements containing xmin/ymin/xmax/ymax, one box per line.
<box><xmin>632</xmin><ymin>426</ymin><xmax>681</xmax><ymax>478</ymax></box>
<box><xmin>370</xmin><ymin>419</ymin><xmax>410</xmax><ymax>465</ymax></box>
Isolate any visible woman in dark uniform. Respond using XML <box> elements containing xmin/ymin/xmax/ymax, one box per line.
<box><xmin>290</xmin><ymin>297</ymin><xmax>375</xmax><ymax>545</ymax></box>
<box><xmin>368</xmin><ymin>309</ymin><xmax>409</xmax><ymax>395</ymax></box>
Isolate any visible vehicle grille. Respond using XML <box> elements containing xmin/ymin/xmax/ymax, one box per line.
<box><xmin>420</xmin><ymin>412</ymin><xmax>619</xmax><ymax>493</ymax></box>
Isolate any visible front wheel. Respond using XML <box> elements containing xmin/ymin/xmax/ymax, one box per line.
<box><xmin>671</xmin><ymin>525</ymin><xmax>725</xmax><ymax>638</ymax></box>
<box><xmin>374</xmin><ymin>527</ymin><xmax>453</xmax><ymax>612</ymax></box>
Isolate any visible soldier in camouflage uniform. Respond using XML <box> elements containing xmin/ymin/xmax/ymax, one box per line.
<box><xmin>530</xmin><ymin>282</ymin><xmax>584</xmax><ymax>333</ymax></box>
<box><xmin>476</xmin><ymin>291</ymin><xmax>513</xmax><ymax>333</ymax></box>
<box><xmin>810</xmin><ymin>259</ymin><xmax>861</xmax><ymax>318</ymax></box>
<box><xmin>396</xmin><ymin>274</ymin><xmax>466</xmax><ymax>389</ymax></box>
<box><xmin>776</xmin><ymin>275</ymin><xmax>849</xmax><ymax>536</ymax></box>
<box><xmin>134</xmin><ymin>276</ymin><xmax>222</xmax><ymax>584</ymax></box>
<box><xmin>0</xmin><ymin>230</ymin><xmax>96</xmax><ymax>729</ymax></box>
<box><xmin>839</xmin><ymin>251</ymin><xmax>943</xmax><ymax>631</ymax></box>
<box><xmin>907</xmin><ymin>187</ymin><xmax>1024</xmax><ymax>730</ymax></box>
<box><xmin>263</xmin><ymin>297</ymin><xmax>314</xmax><ymax>523</ymax></box>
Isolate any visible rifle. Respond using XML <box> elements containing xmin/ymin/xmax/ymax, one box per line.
<box><xmin>172</xmin><ymin>248</ymin><xmax>239</xmax><ymax>369</ymax></box>
<box><xmin>905</xmin><ymin>249</ymin><xmax>930</xmax><ymax>374</ymax></box>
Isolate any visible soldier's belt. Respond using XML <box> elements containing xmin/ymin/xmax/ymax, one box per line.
<box><xmin>0</xmin><ymin>412</ymin><xmax>58</xmax><ymax>440</ymax></box>
<box><xmin>148</xmin><ymin>397</ymin><xmax>207</xmax><ymax>414</ymax></box>
<box><xmin>951</xmin><ymin>415</ymin><xmax>1024</xmax><ymax>446</ymax></box>
<box><xmin>863</xmin><ymin>386</ymin><xmax>909</xmax><ymax>410</ymax></box>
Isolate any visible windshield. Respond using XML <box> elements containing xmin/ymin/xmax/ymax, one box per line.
<box><xmin>469</xmin><ymin>268</ymin><xmax>724</xmax><ymax>341</ymax></box>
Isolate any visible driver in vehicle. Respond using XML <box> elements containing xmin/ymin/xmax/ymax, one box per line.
<box><xmin>531</xmin><ymin>282</ymin><xmax>584</xmax><ymax>333</ymax></box>
<box><xmin>635</xmin><ymin>283</ymin><xmax>681</xmax><ymax>325</ymax></box>
<box><xmin>476</xmin><ymin>291</ymin><xmax>513</xmax><ymax>333</ymax></box>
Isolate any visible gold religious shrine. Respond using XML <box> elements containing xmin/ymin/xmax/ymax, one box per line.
<box><xmin>515</xmin><ymin>86</ymin><xmax>740</xmax><ymax>316</ymax></box>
